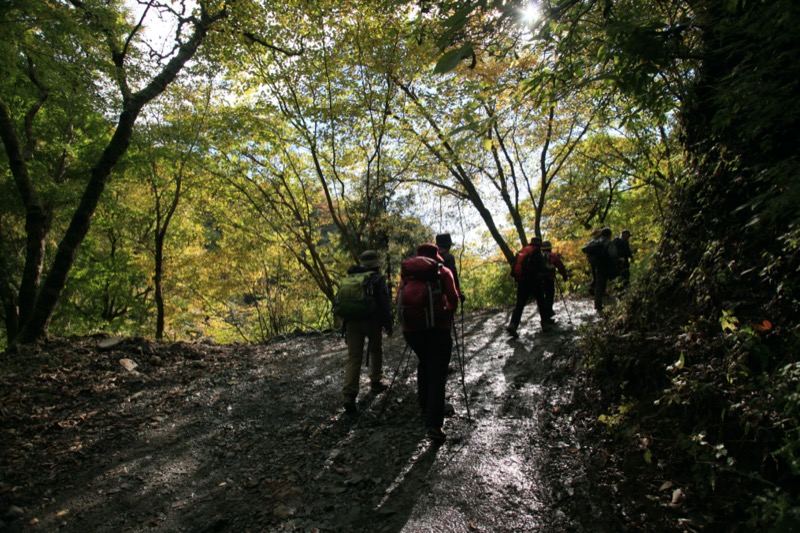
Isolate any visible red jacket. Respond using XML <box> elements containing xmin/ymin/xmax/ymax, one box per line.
<box><xmin>545</xmin><ymin>252</ymin><xmax>568</xmax><ymax>282</ymax></box>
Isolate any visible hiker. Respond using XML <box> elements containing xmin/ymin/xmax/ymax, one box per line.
<box><xmin>613</xmin><ymin>229</ymin><xmax>634</xmax><ymax>288</ymax></box>
<box><xmin>585</xmin><ymin>228</ymin><xmax>602</xmax><ymax>295</ymax></box>
<box><xmin>397</xmin><ymin>243</ymin><xmax>460</xmax><ymax>443</ymax></box>
<box><xmin>339</xmin><ymin>250</ymin><xmax>393</xmax><ymax>414</ymax></box>
<box><xmin>581</xmin><ymin>227</ymin><xmax>616</xmax><ymax>314</ymax></box>
<box><xmin>506</xmin><ymin>236</ymin><xmax>552</xmax><ymax>338</ymax></box>
<box><xmin>436</xmin><ymin>233</ymin><xmax>466</xmax><ymax>303</ymax></box>
<box><xmin>541</xmin><ymin>240</ymin><xmax>568</xmax><ymax>322</ymax></box>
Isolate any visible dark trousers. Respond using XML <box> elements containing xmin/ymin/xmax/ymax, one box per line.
<box><xmin>594</xmin><ymin>271</ymin><xmax>609</xmax><ymax>312</ymax></box>
<box><xmin>543</xmin><ymin>279</ymin><xmax>556</xmax><ymax>317</ymax></box>
<box><xmin>619</xmin><ymin>259</ymin><xmax>630</xmax><ymax>289</ymax></box>
<box><xmin>509</xmin><ymin>279</ymin><xmax>545</xmax><ymax>328</ymax></box>
<box><xmin>403</xmin><ymin>329</ymin><xmax>452</xmax><ymax>429</ymax></box>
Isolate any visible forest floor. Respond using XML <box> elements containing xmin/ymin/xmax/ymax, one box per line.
<box><xmin>1</xmin><ymin>298</ymin><xmax>697</xmax><ymax>532</ymax></box>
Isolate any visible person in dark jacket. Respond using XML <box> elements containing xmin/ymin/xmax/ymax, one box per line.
<box><xmin>582</xmin><ymin>228</ymin><xmax>614</xmax><ymax>314</ymax></box>
<box><xmin>436</xmin><ymin>233</ymin><xmax>465</xmax><ymax>303</ymax></box>
<box><xmin>399</xmin><ymin>243</ymin><xmax>460</xmax><ymax>442</ymax></box>
<box><xmin>342</xmin><ymin>250</ymin><xmax>393</xmax><ymax>413</ymax></box>
<box><xmin>506</xmin><ymin>237</ymin><xmax>552</xmax><ymax>338</ymax></box>
<box><xmin>585</xmin><ymin>228</ymin><xmax>602</xmax><ymax>295</ymax></box>
<box><xmin>613</xmin><ymin>229</ymin><xmax>634</xmax><ymax>288</ymax></box>
<box><xmin>541</xmin><ymin>240</ymin><xmax>568</xmax><ymax>321</ymax></box>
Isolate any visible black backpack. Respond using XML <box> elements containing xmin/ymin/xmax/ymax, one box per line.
<box><xmin>583</xmin><ymin>239</ymin><xmax>619</xmax><ymax>279</ymax></box>
<box><xmin>603</xmin><ymin>240</ymin><xmax>620</xmax><ymax>279</ymax></box>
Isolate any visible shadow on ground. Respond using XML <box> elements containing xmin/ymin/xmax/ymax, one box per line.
<box><xmin>0</xmin><ymin>298</ymin><xmax>678</xmax><ymax>531</ymax></box>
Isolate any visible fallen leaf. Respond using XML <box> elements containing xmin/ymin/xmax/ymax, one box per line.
<box><xmin>753</xmin><ymin>320</ymin><xmax>772</xmax><ymax>332</ymax></box>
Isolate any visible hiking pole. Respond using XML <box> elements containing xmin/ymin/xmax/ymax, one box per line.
<box><xmin>377</xmin><ymin>341</ymin><xmax>413</xmax><ymax>419</ymax></box>
<box><xmin>452</xmin><ymin>318</ymin><xmax>472</xmax><ymax>423</ymax></box>
<box><xmin>388</xmin><ymin>342</ymin><xmax>412</xmax><ymax>389</ymax></box>
<box><xmin>555</xmin><ymin>278</ymin><xmax>573</xmax><ymax>324</ymax></box>
<box><xmin>460</xmin><ymin>310</ymin><xmax>472</xmax><ymax>423</ymax></box>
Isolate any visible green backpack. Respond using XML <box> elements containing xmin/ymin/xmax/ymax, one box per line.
<box><xmin>333</xmin><ymin>271</ymin><xmax>375</xmax><ymax>320</ymax></box>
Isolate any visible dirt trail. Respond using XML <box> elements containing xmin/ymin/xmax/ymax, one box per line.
<box><xmin>0</xmin><ymin>299</ymin><xmax>676</xmax><ymax>532</ymax></box>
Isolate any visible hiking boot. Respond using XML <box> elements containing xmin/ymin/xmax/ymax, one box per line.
<box><xmin>505</xmin><ymin>326</ymin><xmax>519</xmax><ymax>338</ymax></box>
<box><xmin>444</xmin><ymin>403</ymin><xmax>455</xmax><ymax>417</ymax></box>
<box><xmin>370</xmin><ymin>381</ymin><xmax>388</xmax><ymax>394</ymax></box>
<box><xmin>426</xmin><ymin>427</ymin><xmax>446</xmax><ymax>443</ymax></box>
<box><xmin>343</xmin><ymin>395</ymin><xmax>357</xmax><ymax>414</ymax></box>
<box><xmin>542</xmin><ymin>317</ymin><xmax>557</xmax><ymax>326</ymax></box>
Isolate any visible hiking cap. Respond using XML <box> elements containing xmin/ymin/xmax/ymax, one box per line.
<box><xmin>416</xmin><ymin>243</ymin><xmax>444</xmax><ymax>263</ymax></box>
<box><xmin>542</xmin><ymin>240</ymin><xmax>552</xmax><ymax>251</ymax></box>
<box><xmin>600</xmin><ymin>228</ymin><xmax>612</xmax><ymax>237</ymax></box>
<box><xmin>359</xmin><ymin>250</ymin><xmax>382</xmax><ymax>269</ymax></box>
<box><xmin>435</xmin><ymin>233</ymin><xmax>453</xmax><ymax>248</ymax></box>
<box><xmin>621</xmin><ymin>229</ymin><xmax>632</xmax><ymax>236</ymax></box>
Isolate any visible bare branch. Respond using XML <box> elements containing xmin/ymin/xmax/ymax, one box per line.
<box><xmin>243</xmin><ymin>32</ymin><xmax>303</xmax><ymax>56</ymax></box>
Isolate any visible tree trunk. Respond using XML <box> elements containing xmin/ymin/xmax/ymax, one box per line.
<box><xmin>0</xmin><ymin>100</ymin><xmax>47</xmax><ymax>339</ymax></box>
<box><xmin>154</xmin><ymin>234</ymin><xmax>165</xmax><ymax>341</ymax></box>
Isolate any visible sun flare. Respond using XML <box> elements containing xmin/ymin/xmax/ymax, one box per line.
<box><xmin>521</xmin><ymin>2</ymin><xmax>541</xmax><ymax>25</ymax></box>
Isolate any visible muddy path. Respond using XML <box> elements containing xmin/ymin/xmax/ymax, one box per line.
<box><xmin>1</xmin><ymin>298</ymin><xmax>679</xmax><ymax>532</ymax></box>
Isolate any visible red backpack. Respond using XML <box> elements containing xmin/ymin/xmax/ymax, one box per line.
<box><xmin>396</xmin><ymin>256</ymin><xmax>448</xmax><ymax>329</ymax></box>
<box><xmin>511</xmin><ymin>244</ymin><xmax>538</xmax><ymax>281</ymax></box>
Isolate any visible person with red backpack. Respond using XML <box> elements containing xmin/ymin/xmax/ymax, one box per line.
<box><xmin>506</xmin><ymin>236</ymin><xmax>552</xmax><ymax>338</ymax></box>
<box><xmin>336</xmin><ymin>250</ymin><xmax>393</xmax><ymax>414</ymax></box>
<box><xmin>397</xmin><ymin>243</ymin><xmax>460</xmax><ymax>442</ymax></box>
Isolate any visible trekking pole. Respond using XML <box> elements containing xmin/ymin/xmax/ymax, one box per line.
<box><xmin>555</xmin><ymin>278</ymin><xmax>573</xmax><ymax>324</ymax></box>
<box><xmin>452</xmin><ymin>317</ymin><xmax>472</xmax><ymax>422</ymax></box>
<box><xmin>377</xmin><ymin>342</ymin><xmax>413</xmax><ymax>419</ymax></box>
<box><xmin>388</xmin><ymin>342</ymin><xmax>412</xmax><ymax>390</ymax></box>
<box><xmin>455</xmin><ymin>209</ymin><xmax>472</xmax><ymax>422</ymax></box>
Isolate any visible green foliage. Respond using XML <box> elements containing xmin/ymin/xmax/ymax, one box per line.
<box><xmin>570</xmin><ymin>0</ymin><xmax>800</xmax><ymax>527</ymax></box>
<box><xmin>773</xmin><ymin>363</ymin><xmax>800</xmax><ymax>476</ymax></box>
<box><xmin>750</xmin><ymin>489</ymin><xmax>800</xmax><ymax>533</ymax></box>
<box><xmin>597</xmin><ymin>400</ymin><xmax>634</xmax><ymax>430</ymax></box>
<box><xmin>458</xmin><ymin>257</ymin><xmax>514</xmax><ymax>311</ymax></box>
<box><xmin>434</xmin><ymin>43</ymin><xmax>474</xmax><ymax>74</ymax></box>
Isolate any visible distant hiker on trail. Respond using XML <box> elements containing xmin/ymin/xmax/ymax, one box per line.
<box><xmin>436</xmin><ymin>233</ymin><xmax>465</xmax><ymax>303</ymax></box>
<box><xmin>333</xmin><ymin>250</ymin><xmax>393</xmax><ymax>414</ymax></box>
<box><xmin>613</xmin><ymin>229</ymin><xmax>634</xmax><ymax>288</ymax></box>
<box><xmin>581</xmin><ymin>227</ymin><xmax>617</xmax><ymax>314</ymax></box>
<box><xmin>584</xmin><ymin>228</ymin><xmax>602</xmax><ymax>296</ymax></box>
<box><xmin>541</xmin><ymin>241</ymin><xmax>568</xmax><ymax>322</ymax></box>
<box><xmin>397</xmin><ymin>243</ymin><xmax>460</xmax><ymax>443</ymax></box>
<box><xmin>506</xmin><ymin>236</ymin><xmax>553</xmax><ymax>338</ymax></box>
